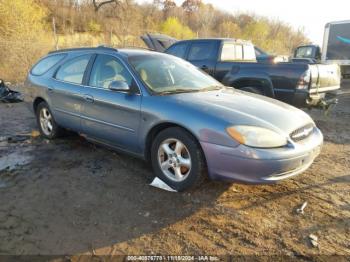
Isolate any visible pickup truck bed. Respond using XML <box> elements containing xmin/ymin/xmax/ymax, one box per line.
<box><xmin>220</xmin><ymin>61</ymin><xmax>340</xmax><ymax>107</ymax></box>
<box><xmin>142</xmin><ymin>34</ymin><xmax>341</xmax><ymax>108</ymax></box>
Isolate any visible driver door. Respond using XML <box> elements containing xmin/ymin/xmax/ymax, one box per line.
<box><xmin>81</xmin><ymin>54</ymin><xmax>142</xmax><ymax>152</ymax></box>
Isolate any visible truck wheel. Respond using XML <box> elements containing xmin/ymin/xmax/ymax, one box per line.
<box><xmin>240</xmin><ymin>86</ymin><xmax>263</xmax><ymax>95</ymax></box>
<box><xmin>151</xmin><ymin>127</ymin><xmax>207</xmax><ymax>191</ymax></box>
<box><xmin>36</xmin><ymin>101</ymin><xmax>63</xmax><ymax>139</ymax></box>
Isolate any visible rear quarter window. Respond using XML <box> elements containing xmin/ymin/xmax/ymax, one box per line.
<box><xmin>31</xmin><ymin>54</ymin><xmax>66</xmax><ymax>76</ymax></box>
<box><xmin>55</xmin><ymin>54</ymin><xmax>91</xmax><ymax>84</ymax></box>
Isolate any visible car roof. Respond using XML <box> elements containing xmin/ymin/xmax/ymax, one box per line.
<box><xmin>48</xmin><ymin>46</ymin><xmax>119</xmax><ymax>54</ymax></box>
<box><xmin>296</xmin><ymin>45</ymin><xmax>319</xmax><ymax>48</ymax></box>
<box><xmin>172</xmin><ymin>38</ymin><xmax>252</xmax><ymax>45</ymax></box>
<box><xmin>48</xmin><ymin>46</ymin><xmax>159</xmax><ymax>58</ymax></box>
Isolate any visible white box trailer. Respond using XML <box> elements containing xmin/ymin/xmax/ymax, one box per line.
<box><xmin>293</xmin><ymin>20</ymin><xmax>350</xmax><ymax>78</ymax></box>
<box><xmin>322</xmin><ymin>20</ymin><xmax>350</xmax><ymax>77</ymax></box>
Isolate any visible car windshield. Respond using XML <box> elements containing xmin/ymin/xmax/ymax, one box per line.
<box><xmin>128</xmin><ymin>54</ymin><xmax>223</xmax><ymax>94</ymax></box>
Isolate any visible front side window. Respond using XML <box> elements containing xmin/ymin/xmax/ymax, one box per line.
<box><xmin>129</xmin><ymin>54</ymin><xmax>222</xmax><ymax>94</ymax></box>
<box><xmin>188</xmin><ymin>42</ymin><xmax>216</xmax><ymax>61</ymax></box>
<box><xmin>166</xmin><ymin>43</ymin><xmax>188</xmax><ymax>58</ymax></box>
<box><xmin>89</xmin><ymin>54</ymin><xmax>133</xmax><ymax>89</ymax></box>
<box><xmin>55</xmin><ymin>54</ymin><xmax>91</xmax><ymax>84</ymax></box>
<box><xmin>31</xmin><ymin>54</ymin><xmax>66</xmax><ymax>75</ymax></box>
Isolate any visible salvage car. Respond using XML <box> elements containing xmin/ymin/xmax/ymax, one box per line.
<box><xmin>26</xmin><ymin>47</ymin><xmax>323</xmax><ymax>191</ymax></box>
<box><xmin>142</xmin><ymin>34</ymin><xmax>341</xmax><ymax>109</ymax></box>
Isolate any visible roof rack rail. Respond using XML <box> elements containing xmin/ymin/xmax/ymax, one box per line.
<box><xmin>48</xmin><ymin>45</ymin><xmax>118</xmax><ymax>54</ymax></box>
<box><xmin>118</xmin><ymin>45</ymin><xmax>152</xmax><ymax>51</ymax></box>
<box><xmin>97</xmin><ymin>45</ymin><xmax>119</xmax><ymax>52</ymax></box>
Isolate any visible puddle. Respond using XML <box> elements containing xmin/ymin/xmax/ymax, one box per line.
<box><xmin>0</xmin><ymin>136</ymin><xmax>8</xmax><ymax>147</ymax></box>
<box><xmin>0</xmin><ymin>150</ymin><xmax>33</xmax><ymax>171</ymax></box>
<box><xmin>0</xmin><ymin>181</ymin><xmax>8</xmax><ymax>188</ymax></box>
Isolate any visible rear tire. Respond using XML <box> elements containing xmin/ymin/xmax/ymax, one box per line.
<box><xmin>36</xmin><ymin>101</ymin><xmax>63</xmax><ymax>139</ymax></box>
<box><xmin>151</xmin><ymin>127</ymin><xmax>207</xmax><ymax>191</ymax></box>
<box><xmin>240</xmin><ymin>86</ymin><xmax>263</xmax><ymax>95</ymax></box>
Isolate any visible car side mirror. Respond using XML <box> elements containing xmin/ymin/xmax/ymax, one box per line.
<box><xmin>108</xmin><ymin>80</ymin><xmax>130</xmax><ymax>92</ymax></box>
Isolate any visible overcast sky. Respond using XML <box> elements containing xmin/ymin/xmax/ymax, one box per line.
<box><xmin>138</xmin><ymin>0</ymin><xmax>349</xmax><ymax>46</ymax></box>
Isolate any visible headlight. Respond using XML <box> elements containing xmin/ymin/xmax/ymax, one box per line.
<box><xmin>226</xmin><ymin>125</ymin><xmax>288</xmax><ymax>148</ymax></box>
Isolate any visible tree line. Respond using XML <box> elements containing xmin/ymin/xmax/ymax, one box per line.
<box><xmin>0</xmin><ymin>0</ymin><xmax>310</xmax><ymax>81</ymax></box>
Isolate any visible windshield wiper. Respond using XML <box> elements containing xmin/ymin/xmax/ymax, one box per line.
<box><xmin>198</xmin><ymin>85</ymin><xmax>224</xmax><ymax>92</ymax></box>
<box><xmin>157</xmin><ymin>89</ymin><xmax>200</xmax><ymax>95</ymax></box>
<box><xmin>157</xmin><ymin>86</ymin><xmax>224</xmax><ymax>96</ymax></box>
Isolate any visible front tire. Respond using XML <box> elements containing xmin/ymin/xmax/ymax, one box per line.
<box><xmin>151</xmin><ymin>127</ymin><xmax>207</xmax><ymax>191</ymax></box>
<box><xmin>36</xmin><ymin>101</ymin><xmax>63</xmax><ymax>139</ymax></box>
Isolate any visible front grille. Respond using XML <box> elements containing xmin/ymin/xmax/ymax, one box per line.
<box><xmin>290</xmin><ymin>124</ymin><xmax>314</xmax><ymax>142</ymax></box>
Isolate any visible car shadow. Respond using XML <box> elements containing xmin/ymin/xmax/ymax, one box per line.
<box><xmin>0</xmin><ymin>134</ymin><xmax>231</xmax><ymax>255</ymax></box>
<box><xmin>226</xmin><ymin>174</ymin><xmax>350</xmax><ymax>213</ymax></box>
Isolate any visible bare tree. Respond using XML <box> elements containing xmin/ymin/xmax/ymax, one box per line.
<box><xmin>52</xmin><ymin>16</ymin><xmax>59</xmax><ymax>50</ymax></box>
<box><xmin>92</xmin><ymin>0</ymin><xmax>119</xmax><ymax>12</ymax></box>
<box><xmin>181</xmin><ymin>0</ymin><xmax>201</xmax><ymax>13</ymax></box>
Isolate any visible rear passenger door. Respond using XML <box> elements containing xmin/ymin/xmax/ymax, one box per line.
<box><xmin>81</xmin><ymin>54</ymin><xmax>141</xmax><ymax>152</ymax></box>
<box><xmin>51</xmin><ymin>54</ymin><xmax>92</xmax><ymax>131</ymax></box>
<box><xmin>186</xmin><ymin>41</ymin><xmax>219</xmax><ymax>76</ymax></box>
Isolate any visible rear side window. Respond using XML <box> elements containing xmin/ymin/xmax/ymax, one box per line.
<box><xmin>234</xmin><ymin>45</ymin><xmax>243</xmax><ymax>60</ymax></box>
<box><xmin>220</xmin><ymin>43</ymin><xmax>244</xmax><ymax>61</ymax></box>
<box><xmin>31</xmin><ymin>54</ymin><xmax>66</xmax><ymax>76</ymax></box>
<box><xmin>55</xmin><ymin>54</ymin><xmax>91</xmax><ymax>84</ymax></box>
<box><xmin>243</xmin><ymin>45</ymin><xmax>256</xmax><ymax>60</ymax></box>
<box><xmin>188</xmin><ymin>42</ymin><xmax>216</xmax><ymax>61</ymax></box>
<box><xmin>166</xmin><ymin>43</ymin><xmax>188</xmax><ymax>58</ymax></box>
<box><xmin>220</xmin><ymin>43</ymin><xmax>236</xmax><ymax>61</ymax></box>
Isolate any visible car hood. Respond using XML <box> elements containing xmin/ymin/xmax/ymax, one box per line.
<box><xmin>171</xmin><ymin>88</ymin><xmax>314</xmax><ymax>135</ymax></box>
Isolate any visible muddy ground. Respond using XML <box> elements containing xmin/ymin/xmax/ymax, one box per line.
<box><xmin>0</xmin><ymin>81</ymin><xmax>349</xmax><ymax>259</ymax></box>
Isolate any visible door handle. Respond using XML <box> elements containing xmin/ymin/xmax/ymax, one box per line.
<box><xmin>48</xmin><ymin>87</ymin><xmax>54</xmax><ymax>92</ymax></box>
<box><xmin>201</xmin><ymin>65</ymin><xmax>209</xmax><ymax>71</ymax></box>
<box><xmin>83</xmin><ymin>94</ymin><xmax>94</xmax><ymax>103</ymax></box>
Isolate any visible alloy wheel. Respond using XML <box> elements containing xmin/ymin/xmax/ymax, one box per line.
<box><xmin>39</xmin><ymin>107</ymin><xmax>53</xmax><ymax>136</ymax></box>
<box><xmin>157</xmin><ymin>138</ymin><xmax>192</xmax><ymax>182</ymax></box>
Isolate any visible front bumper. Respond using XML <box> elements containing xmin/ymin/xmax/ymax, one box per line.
<box><xmin>200</xmin><ymin>128</ymin><xmax>323</xmax><ymax>184</ymax></box>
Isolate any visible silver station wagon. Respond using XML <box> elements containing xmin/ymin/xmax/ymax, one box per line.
<box><xmin>25</xmin><ymin>46</ymin><xmax>323</xmax><ymax>191</ymax></box>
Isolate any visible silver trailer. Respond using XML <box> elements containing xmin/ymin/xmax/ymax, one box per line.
<box><xmin>293</xmin><ymin>20</ymin><xmax>350</xmax><ymax>78</ymax></box>
<box><xmin>322</xmin><ymin>20</ymin><xmax>350</xmax><ymax>77</ymax></box>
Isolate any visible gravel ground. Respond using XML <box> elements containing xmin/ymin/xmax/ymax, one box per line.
<box><xmin>0</xmin><ymin>81</ymin><xmax>349</xmax><ymax>259</ymax></box>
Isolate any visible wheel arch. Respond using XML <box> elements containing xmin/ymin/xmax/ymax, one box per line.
<box><xmin>33</xmin><ymin>97</ymin><xmax>46</xmax><ymax>113</ymax></box>
<box><xmin>232</xmin><ymin>77</ymin><xmax>275</xmax><ymax>97</ymax></box>
<box><xmin>144</xmin><ymin>122</ymin><xmax>207</xmax><ymax>165</ymax></box>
